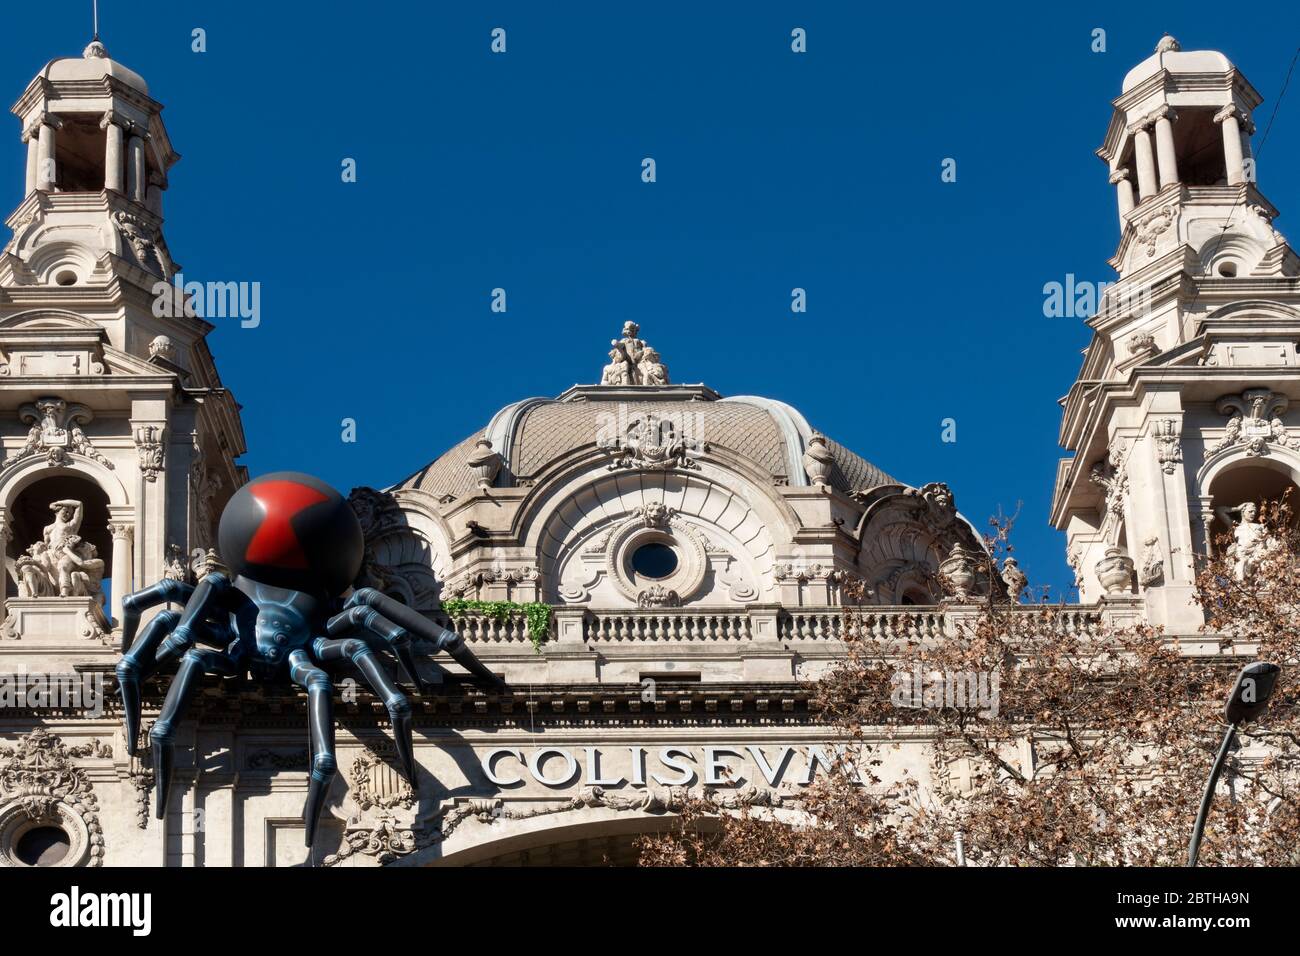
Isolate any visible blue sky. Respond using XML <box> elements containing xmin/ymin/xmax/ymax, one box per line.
<box><xmin>3</xmin><ymin>2</ymin><xmax>1300</xmax><ymax>597</ymax></box>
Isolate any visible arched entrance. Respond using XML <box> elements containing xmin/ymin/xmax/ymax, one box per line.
<box><xmin>406</xmin><ymin>807</ymin><xmax>703</xmax><ymax>867</ymax></box>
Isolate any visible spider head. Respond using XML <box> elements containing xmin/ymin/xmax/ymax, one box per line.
<box><xmin>255</xmin><ymin>602</ymin><xmax>307</xmax><ymax>652</ymax></box>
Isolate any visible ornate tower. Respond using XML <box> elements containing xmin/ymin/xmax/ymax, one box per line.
<box><xmin>0</xmin><ymin>40</ymin><xmax>246</xmax><ymax>664</ymax></box>
<box><xmin>1052</xmin><ymin>37</ymin><xmax>1300</xmax><ymax>632</ymax></box>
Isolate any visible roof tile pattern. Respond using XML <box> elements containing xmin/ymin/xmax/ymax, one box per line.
<box><xmin>393</xmin><ymin>395</ymin><xmax>896</xmax><ymax>497</ymax></box>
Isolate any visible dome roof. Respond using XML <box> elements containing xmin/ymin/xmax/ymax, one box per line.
<box><xmin>40</xmin><ymin>41</ymin><xmax>149</xmax><ymax>94</ymax></box>
<box><xmin>394</xmin><ymin>385</ymin><xmax>897</xmax><ymax>500</ymax></box>
<box><xmin>1122</xmin><ymin>37</ymin><xmax>1232</xmax><ymax>92</ymax></box>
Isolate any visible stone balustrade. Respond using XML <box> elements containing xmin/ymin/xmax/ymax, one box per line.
<box><xmin>442</xmin><ymin>601</ymin><xmax>1128</xmax><ymax>648</ymax></box>
<box><xmin>442</xmin><ymin>611</ymin><xmax>533</xmax><ymax>644</ymax></box>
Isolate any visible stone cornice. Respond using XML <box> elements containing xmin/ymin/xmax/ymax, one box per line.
<box><xmin>557</xmin><ymin>384</ymin><xmax>722</xmax><ymax>404</ymax></box>
<box><xmin>34</xmin><ymin>676</ymin><xmax>819</xmax><ymax>728</ymax></box>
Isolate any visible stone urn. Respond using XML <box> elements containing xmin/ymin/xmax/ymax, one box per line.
<box><xmin>801</xmin><ymin>433</ymin><xmax>834</xmax><ymax>486</ymax></box>
<box><xmin>939</xmin><ymin>544</ymin><xmax>976</xmax><ymax>600</ymax></box>
<box><xmin>1095</xmin><ymin>546</ymin><xmax>1135</xmax><ymax>595</ymax></box>
<box><xmin>466</xmin><ymin>437</ymin><xmax>503</xmax><ymax>489</ymax></box>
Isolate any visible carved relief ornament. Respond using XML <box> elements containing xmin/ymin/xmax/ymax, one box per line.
<box><xmin>1205</xmin><ymin>389</ymin><xmax>1292</xmax><ymax>459</ymax></box>
<box><xmin>3</xmin><ymin>398</ymin><xmax>113</xmax><ymax>471</ymax></box>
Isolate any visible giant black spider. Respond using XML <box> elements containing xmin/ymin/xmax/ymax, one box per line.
<box><xmin>116</xmin><ymin>472</ymin><xmax>502</xmax><ymax>846</ymax></box>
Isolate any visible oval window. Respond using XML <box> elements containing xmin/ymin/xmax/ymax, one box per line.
<box><xmin>15</xmin><ymin>826</ymin><xmax>71</xmax><ymax>866</ymax></box>
<box><xmin>631</xmin><ymin>542</ymin><xmax>678</xmax><ymax>579</ymax></box>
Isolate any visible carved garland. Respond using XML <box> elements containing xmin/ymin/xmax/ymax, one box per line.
<box><xmin>0</xmin><ymin>727</ymin><xmax>106</xmax><ymax>867</ymax></box>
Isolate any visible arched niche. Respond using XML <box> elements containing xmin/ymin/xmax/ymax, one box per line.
<box><xmin>1</xmin><ymin>456</ymin><xmax>128</xmax><ymax>510</ymax></box>
<box><xmin>4</xmin><ymin>472</ymin><xmax>114</xmax><ymax>603</ymax></box>
<box><xmin>855</xmin><ymin>483</ymin><xmax>989</xmax><ymax>604</ymax></box>
<box><xmin>1197</xmin><ymin>231</ymin><xmax>1266</xmax><ymax>278</ymax></box>
<box><xmin>1198</xmin><ymin>452</ymin><xmax>1300</xmax><ymax>544</ymax></box>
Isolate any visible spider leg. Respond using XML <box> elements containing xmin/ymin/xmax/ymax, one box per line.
<box><xmin>117</xmin><ymin>575</ymin><xmax>237</xmax><ymax>757</ymax></box>
<box><xmin>289</xmin><ymin>649</ymin><xmax>336</xmax><ymax>849</ymax></box>
<box><xmin>325</xmin><ymin>604</ymin><xmax>421</xmax><ymax>690</ymax></box>
<box><xmin>118</xmin><ymin>578</ymin><xmax>194</xmax><ymax>653</ymax></box>
<box><xmin>149</xmin><ymin>646</ymin><xmax>237</xmax><ymax>820</ymax></box>
<box><xmin>153</xmin><ymin>572</ymin><xmax>233</xmax><ymax>661</ymax></box>
<box><xmin>344</xmin><ymin>588</ymin><xmax>504</xmax><ymax>691</ymax></box>
<box><xmin>116</xmin><ymin>609</ymin><xmax>181</xmax><ymax>756</ymax></box>
<box><xmin>315</xmin><ymin>636</ymin><xmax>416</xmax><ymax>785</ymax></box>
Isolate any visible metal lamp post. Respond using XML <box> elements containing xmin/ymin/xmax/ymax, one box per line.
<box><xmin>1187</xmin><ymin>661</ymin><xmax>1281</xmax><ymax>867</ymax></box>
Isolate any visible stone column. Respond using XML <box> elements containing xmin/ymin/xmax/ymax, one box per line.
<box><xmin>108</xmin><ymin>516</ymin><xmax>135</xmax><ymax>631</ymax></box>
<box><xmin>101</xmin><ymin>113</ymin><xmax>125</xmax><ymax>193</ymax></box>
<box><xmin>127</xmin><ymin>133</ymin><xmax>147</xmax><ymax>203</ymax></box>
<box><xmin>1130</xmin><ymin>122</ymin><xmax>1158</xmax><ymax>199</ymax></box>
<box><xmin>1109</xmin><ymin>168</ymin><xmax>1135</xmax><ymax>221</ymax></box>
<box><xmin>22</xmin><ymin>124</ymin><xmax>40</xmax><ymax>194</ymax></box>
<box><xmin>1153</xmin><ymin>107</ymin><xmax>1179</xmax><ymax>188</ymax></box>
<box><xmin>35</xmin><ymin>117</ymin><xmax>60</xmax><ymax>192</ymax></box>
<box><xmin>1215</xmin><ymin>105</ymin><xmax>1246</xmax><ymax>186</ymax></box>
<box><xmin>1199</xmin><ymin>498</ymin><xmax>1217</xmax><ymax>558</ymax></box>
<box><xmin>1240</xmin><ymin>112</ymin><xmax>1257</xmax><ymax>180</ymax></box>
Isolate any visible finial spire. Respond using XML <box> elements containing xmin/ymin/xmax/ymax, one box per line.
<box><xmin>92</xmin><ymin>0</ymin><xmax>99</xmax><ymax>40</ymax></box>
<box><xmin>1155</xmin><ymin>34</ymin><xmax>1180</xmax><ymax>54</ymax></box>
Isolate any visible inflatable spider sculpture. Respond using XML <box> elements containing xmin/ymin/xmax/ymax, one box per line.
<box><xmin>115</xmin><ymin>472</ymin><xmax>503</xmax><ymax>846</ymax></box>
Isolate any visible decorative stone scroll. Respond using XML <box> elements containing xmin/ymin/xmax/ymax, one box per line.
<box><xmin>134</xmin><ymin>424</ymin><xmax>165</xmax><ymax>481</ymax></box>
<box><xmin>1133</xmin><ymin>205</ymin><xmax>1175</xmax><ymax>258</ymax></box>
<box><xmin>1152</xmin><ymin>419</ymin><xmax>1182</xmax><ymax>475</ymax></box>
<box><xmin>1205</xmin><ymin>389</ymin><xmax>1293</xmax><ymax>459</ymax></box>
<box><xmin>1090</xmin><ymin>443</ymin><xmax>1128</xmax><ymax>536</ymax></box>
<box><xmin>2</xmin><ymin>398</ymin><xmax>113</xmax><ymax>471</ymax></box>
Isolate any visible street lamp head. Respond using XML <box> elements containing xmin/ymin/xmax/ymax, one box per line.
<box><xmin>1224</xmin><ymin>661</ymin><xmax>1281</xmax><ymax>725</ymax></box>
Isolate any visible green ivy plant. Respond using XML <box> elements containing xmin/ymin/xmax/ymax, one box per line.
<box><xmin>441</xmin><ymin>599</ymin><xmax>552</xmax><ymax>654</ymax></box>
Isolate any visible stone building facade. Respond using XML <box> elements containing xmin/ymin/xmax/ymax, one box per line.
<box><xmin>0</xmin><ymin>36</ymin><xmax>1292</xmax><ymax>866</ymax></box>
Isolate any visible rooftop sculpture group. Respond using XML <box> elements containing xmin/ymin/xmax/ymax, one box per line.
<box><xmin>601</xmin><ymin>321</ymin><xmax>670</xmax><ymax>386</ymax></box>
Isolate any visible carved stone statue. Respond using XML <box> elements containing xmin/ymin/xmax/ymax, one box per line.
<box><xmin>1216</xmin><ymin>501</ymin><xmax>1272</xmax><ymax>581</ymax></box>
<box><xmin>613</xmin><ymin>321</ymin><xmax>646</xmax><ymax>368</ymax></box>
<box><xmin>46</xmin><ymin>499</ymin><xmax>82</xmax><ymax>550</ymax></box>
<box><xmin>599</xmin><ymin>322</ymin><xmax>671</xmax><ymax>386</ymax></box>
<box><xmin>600</xmin><ymin>348</ymin><xmax>631</xmax><ymax>386</ymax></box>
<box><xmin>14</xmin><ymin>499</ymin><xmax>106</xmax><ymax>599</ymax></box>
<box><xmin>637</xmin><ymin>347</ymin><xmax>670</xmax><ymax>386</ymax></box>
